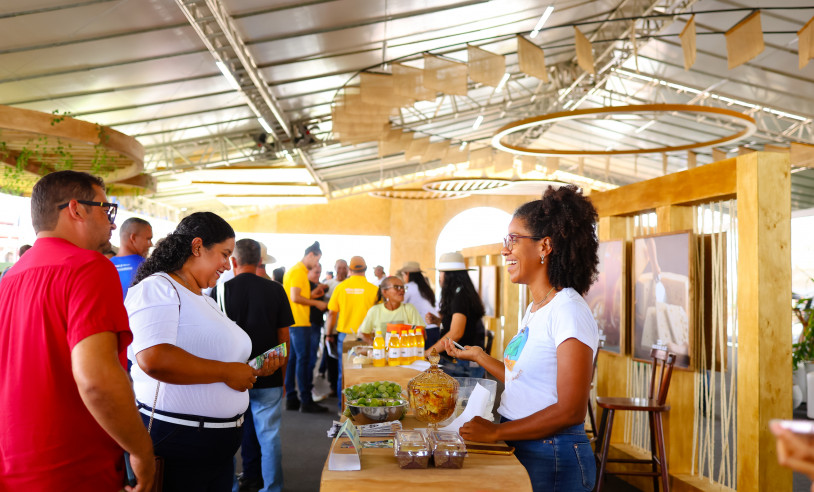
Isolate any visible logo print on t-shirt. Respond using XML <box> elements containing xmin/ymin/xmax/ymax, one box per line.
<box><xmin>503</xmin><ymin>326</ymin><xmax>530</xmax><ymax>371</ymax></box>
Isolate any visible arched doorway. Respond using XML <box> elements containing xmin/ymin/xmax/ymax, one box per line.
<box><xmin>435</xmin><ymin>206</ymin><xmax>512</xmax><ymax>261</ymax></box>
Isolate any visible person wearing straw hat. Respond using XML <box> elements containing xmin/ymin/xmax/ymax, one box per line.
<box><xmin>424</xmin><ymin>251</ymin><xmax>486</xmax><ymax>379</ymax></box>
<box><xmin>400</xmin><ymin>261</ymin><xmax>440</xmax><ymax>350</ymax></box>
<box><xmin>255</xmin><ymin>242</ymin><xmax>276</xmax><ymax>281</ymax></box>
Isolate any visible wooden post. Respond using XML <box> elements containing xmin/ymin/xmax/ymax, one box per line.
<box><xmin>736</xmin><ymin>152</ymin><xmax>792</xmax><ymax>491</ymax></box>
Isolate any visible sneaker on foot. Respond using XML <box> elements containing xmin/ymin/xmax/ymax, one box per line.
<box><xmin>300</xmin><ymin>401</ymin><xmax>329</xmax><ymax>413</ymax></box>
<box><xmin>285</xmin><ymin>398</ymin><xmax>300</xmax><ymax>411</ymax></box>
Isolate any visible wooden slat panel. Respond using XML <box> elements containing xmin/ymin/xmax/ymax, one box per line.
<box><xmin>590</xmin><ymin>158</ymin><xmax>737</xmax><ymax>218</ymax></box>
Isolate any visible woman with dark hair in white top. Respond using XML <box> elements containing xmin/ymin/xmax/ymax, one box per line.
<box><xmin>444</xmin><ymin>185</ymin><xmax>599</xmax><ymax>492</ymax></box>
<box><xmin>127</xmin><ymin>212</ymin><xmax>283</xmax><ymax>491</ymax></box>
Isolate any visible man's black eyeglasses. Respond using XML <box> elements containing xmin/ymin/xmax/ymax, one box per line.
<box><xmin>57</xmin><ymin>200</ymin><xmax>118</xmax><ymax>224</ymax></box>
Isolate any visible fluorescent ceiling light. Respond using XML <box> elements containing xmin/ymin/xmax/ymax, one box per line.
<box><xmin>634</xmin><ymin>120</ymin><xmax>656</xmax><ymax>134</ymax></box>
<box><xmin>530</xmin><ymin>5</ymin><xmax>554</xmax><ymax>38</ymax></box>
<box><xmin>257</xmin><ymin>117</ymin><xmax>273</xmax><ymax>134</ymax></box>
<box><xmin>459</xmin><ymin>141</ymin><xmax>467</xmax><ymax>150</ymax></box>
<box><xmin>472</xmin><ymin>115</ymin><xmax>484</xmax><ymax>130</ymax></box>
<box><xmin>216</xmin><ymin>61</ymin><xmax>241</xmax><ymax>91</ymax></box>
<box><xmin>495</xmin><ymin>73</ymin><xmax>511</xmax><ymax>93</ymax></box>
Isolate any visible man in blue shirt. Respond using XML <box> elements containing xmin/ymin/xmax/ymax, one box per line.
<box><xmin>110</xmin><ymin>217</ymin><xmax>152</xmax><ymax>298</ymax></box>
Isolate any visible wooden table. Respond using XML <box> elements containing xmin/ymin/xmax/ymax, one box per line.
<box><xmin>320</xmin><ymin>416</ymin><xmax>532</xmax><ymax>492</ymax></box>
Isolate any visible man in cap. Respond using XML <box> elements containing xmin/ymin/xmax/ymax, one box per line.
<box><xmin>325</xmin><ymin>256</ymin><xmax>378</xmax><ymax>406</ymax></box>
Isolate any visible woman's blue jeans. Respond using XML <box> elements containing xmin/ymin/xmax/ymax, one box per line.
<box><xmin>501</xmin><ymin>419</ymin><xmax>596</xmax><ymax>492</ymax></box>
<box><xmin>440</xmin><ymin>356</ymin><xmax>486</xmax><ymax>379</ymax></box>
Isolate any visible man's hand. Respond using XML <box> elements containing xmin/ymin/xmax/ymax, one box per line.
<box><xmin>124</xmin><ymin>451</ymin><xmax>156</xmax><ymax>492</ymax></box>
<box><xmin>314</xmin><ymin>300</ymin><xmax>328</xmax><ymax>311</ymax></box>
<box><xmin>253</xmin><ymin>353</ymin><xmax>285</xmax><ymax>377</ymax></box>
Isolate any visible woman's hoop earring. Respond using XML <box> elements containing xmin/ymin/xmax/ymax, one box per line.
<box><xmin>540</xmin><ymin>255</ymin><xmax>545</xmax><ymax>265</ymax></box>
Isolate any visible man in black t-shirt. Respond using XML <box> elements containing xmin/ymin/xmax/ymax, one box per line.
<box><xmin>211</xmin><ymin>239</ymin><xmax>294</xmax><ymax>492</ymax></box>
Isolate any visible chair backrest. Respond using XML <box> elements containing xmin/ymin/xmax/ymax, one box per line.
<box><xmin>591</xmin><ymin>336</ymin><xmax>606</xmax><ymax>383</ymax></box>
<box><xmin>648</xmin><ymin>347</ymin><xmax>677</xmax><ymax>405</ymax></box>
<box><xmin>485</xmin><ymin>329</ymin><xmax>494</xmax><ymax>356</ymax></box>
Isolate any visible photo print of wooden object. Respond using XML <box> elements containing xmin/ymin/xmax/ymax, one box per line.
<box><xmin>584</xmin><ymin>240</ymin><xmax>625</xmax><ymax>354</ymax></box>
<box><xmin>633</xmin><ymin>231</ymin><xmax>694</xmax><ymax>369</ymax></box>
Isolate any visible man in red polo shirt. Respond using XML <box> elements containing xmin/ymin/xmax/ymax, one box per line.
<box><xmin>0</xmin><ymin>171</ymin><xmax>155</xmax><ymax>491</ymax></box>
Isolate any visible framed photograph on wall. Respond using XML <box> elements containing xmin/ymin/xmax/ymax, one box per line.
<box><xmin>633</xmin><ymin>231</ymin><xmax>694</xmax><ymax>369</ymax></box>
<box><xmin>479</xmin><ymin>265</ymin><xmax>498</xmax><ymax>317</ymax></box>
<box><xmin>584</xmin><ymin>240</ymin><xmax>625</xmax><ymax>355</ymax></box>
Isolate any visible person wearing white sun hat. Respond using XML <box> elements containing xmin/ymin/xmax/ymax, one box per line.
<box><xmin>424</xmin><ymin>252</ymin><xmax>486</xmax><ymax>379</ymax></box>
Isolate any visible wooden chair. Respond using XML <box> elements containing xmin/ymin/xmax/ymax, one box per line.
<box><xmin>585</xmin><ymin>333</ymin><xmax>605</xmax><ymax>439</ymax></box>
<box><xmin>595</xmin><ymin>347</ymin><xmax>677</xmax><ymax>492</ymax></box>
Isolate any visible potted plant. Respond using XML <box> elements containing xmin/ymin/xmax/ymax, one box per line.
<box><xmin>793</xmin><ymin>295</ymin><xmax>814</xmax><ymax>411</ymax></box>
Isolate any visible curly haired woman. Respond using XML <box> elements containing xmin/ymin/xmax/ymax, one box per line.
<box><xmin>445</xmin><ymin>185</ymin><xmax>599</xmax><ymax>491</ymax></box>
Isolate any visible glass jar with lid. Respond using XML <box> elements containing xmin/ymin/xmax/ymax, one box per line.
<box><xmin>407</xmin><ymin>349</ymin><xmax>459</xmax><ymax>429</ymax></box>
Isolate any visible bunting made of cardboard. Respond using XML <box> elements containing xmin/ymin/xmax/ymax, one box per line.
<box><xmin>467</xmin><ymin>45</ymin><xmax>506</xmax><ymax>87</ymax></box>
<box><xmin>679</xmin><ymin>15</ymin><xmax>697</xmax><ymax>70</ymax></box>
<box><xmin>574</xmin><ymin>27</ymin><xmax>595</xmax><ymax>75</ymax></box>
<box><xmin>424</xmin><ymin>54</ymin><xmax>468</xmax><ymax>96</ymax></box>
<box><xmin>798</xmin><ymin>16</ymin><xmax>814</xmax><ymax>69</ymax></box>
<box><xmin>725</xmin><ymin>11</ymin><xmax>764</xmax><ymax>69</ymax></box>
<box><xmin>517</xmin><ymin>35</ymin><xmax>549</xmax><ymax>82</ymax></box>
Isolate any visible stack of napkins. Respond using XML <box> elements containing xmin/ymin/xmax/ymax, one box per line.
<box><xmin>440</xmin><ymin>382</ymin><xmax>492</xmax><ymax>433</ymax></box>
<box><xmin>327</xmin><ymin>420</ymin><xmax>402</xmax><ymax>438</ymax></box>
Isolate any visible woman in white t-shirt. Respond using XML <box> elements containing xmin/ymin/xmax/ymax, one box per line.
<box><xmin>444</xmin><ymin>185</ymin><xmax>599</xmax><ymax>492</ymax></box>
<box><xmin>127</xmin><ymin>212</ymin><xmax>282</xmax><ymax>491</ymax></box>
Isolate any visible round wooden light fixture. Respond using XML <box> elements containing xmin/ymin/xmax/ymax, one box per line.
<box><xmin>491</xmin><ymin>104</ymin><xmax>757</xmax><ymax>156</ymax></box>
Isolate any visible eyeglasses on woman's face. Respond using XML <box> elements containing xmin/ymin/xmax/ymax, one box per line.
<box><xmin>384</xmin><ymin>284</ymin><xmax>405</xmax><ymax>292</ymax></box>
<box><xmin>502</xmin><ymin>233</ymin><xmax>542</xmax><ymax>252</ymax></box>
<box><xmin>57</xmin><ymin>200</ymin><xmax>118</xmax><ymax>224</ymax></box>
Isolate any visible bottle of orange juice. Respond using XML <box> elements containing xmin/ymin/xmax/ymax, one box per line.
<box><xmin>372</xmin><ymin>328</ymin><xmax>386</xmax><ymax>367</ymax></box>
<box><xmin>401</xmin><ymin>328</ymin><xmax>414</xmax><ymax>365</ymax></box>
<box><xmin>387</xmin><ymin>329</ymin><xmax>401</xmax><ymax>366</ymax></box>
<box><xmin>414</xmin><ymin>326</ymin><xmax>425</xmax><ymax>360</ymax></box>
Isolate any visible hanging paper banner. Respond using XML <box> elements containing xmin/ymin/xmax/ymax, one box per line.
<box><xmin>574</xmin><ymin>27</ymin><xmax>595</xmax><ymax>75</ymax></box>
<box><xmin>424</xmin><ymin>54</ymin><xmax>468</xmax><ymax>96</ymax></box>
<box><xmin>517</xmin><ymin>35</ymin><xmax>549</xmax><ymax>82</ymax></box>
<box><xmin>799</xmin><ymin>16</ymin><xmax>814</xmax><ymax>69</ymax></box>
<box><xmin>725</xmin><ymin>11</ymin><xmax>765</xmax><ymax>69</ymax></box>
<box><xmin>405</xmin><ymin>136</ymin><xmax>431</xmax><ymax>161</ymax></box>
<box><xmin>467</xmin><ymin>45</ymin><xmax>506</xmax><ymax>87</ymax></box>
<box><xmin>392</xmin><ymin>63</ymin><xmax>435</xmax><ymax>102</ymax></box>
<box><xmin>679</xmin><ymin>15</ymin><xmax>697</xmax><ymax>71</ymax></box>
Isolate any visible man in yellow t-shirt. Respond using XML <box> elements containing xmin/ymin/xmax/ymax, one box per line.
<box><xmin>325</xmin><ymin>255</ymin><xmax>378</xmax><ymax>403</ymax></box>
<box><xmin>283</xmin><ymin>241</ymin><xmax>328</xmax><ymax>413</ymax></box>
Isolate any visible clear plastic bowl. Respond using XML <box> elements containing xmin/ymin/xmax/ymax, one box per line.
<box><xmin>453</xmin><ymin>377</ymin><xmax>498</xmax><ymax>419</ymax></box>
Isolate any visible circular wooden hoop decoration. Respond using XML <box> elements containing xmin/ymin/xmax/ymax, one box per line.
<box><xmin>421</xmin><ymin>178</ymin><xmax>513</xmax><ymax>193</ymax></box>
<box><xmin>0</xmin><ymin>105</ymin><xmax>144</xmax><ymax>182</ymax></box>
<box><xmin>491</xmin><ymin>104</ymin><xmax>756</xmax><ymax>156</ymax></box>
<box><xmin>369</xmin><ymin>189</ymin><xmax>469</xmax><ymax>200</ymax></box>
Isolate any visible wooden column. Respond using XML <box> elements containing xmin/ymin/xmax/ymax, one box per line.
<box><xmin>736</xmin><ymin>152</ymin><xmax>792</xmax><ymax>491</ymax></box>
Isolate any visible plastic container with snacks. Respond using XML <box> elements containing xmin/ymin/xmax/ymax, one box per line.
<box><xmin>394</xmin><ymin>430</ymin><xmax>431</xmax><ymax>469</ymax></box>
<box><xmin>428</xmin><ymin>430</ymin><xmax>467</xmax><ymax>469</ymax></box>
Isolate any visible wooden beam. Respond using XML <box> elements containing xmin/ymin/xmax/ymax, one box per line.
<box><xmin>736</xmin><ymin>152</ymin><xmax>792</xmax><ymax>491</ymax></box>
<box><xmin>590</xmin><ymin>158</ymin><xmax>737</xmax><ymax>217</ymax></box>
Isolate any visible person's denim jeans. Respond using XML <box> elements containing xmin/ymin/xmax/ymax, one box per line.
<box><xmin>307</xmin><ymin>322</ymin><xmax>322</xmax><ymax>387</ymax></box>
<box><xmin>337</xmin><ymin>332</ymin><xmax>347</xmax><ymax>410</ymax></box>
<box><xmin>139</xmin><ymin>412</ymin><xmax>242</xmax><ymax>492</ymax></box>
<box><xmin>284</xmin><ymin>325</ymin><xmax>315</xmax><ymax>404</ymax></box>
<box><xmin>501</xmin><ymin>420</ymin><xmax>596</xmax><ymax>492</ymax></box>
<box><xmin>440</xmin><ymin>357</ymin><xmax>486</xmax><ymax>379</ymax></box>
<box><xmin>247</xmin><ymin>386</ymin><xmax>284</xmax><ymax>492</ymax></box>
